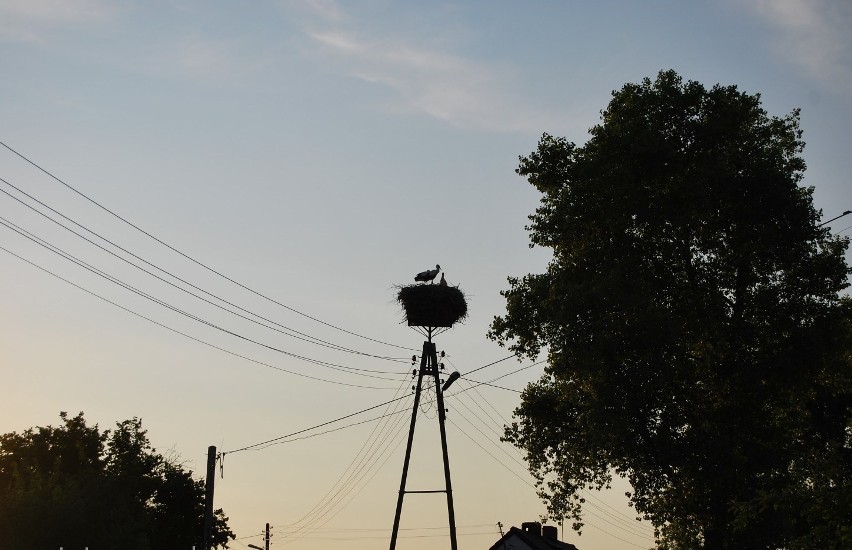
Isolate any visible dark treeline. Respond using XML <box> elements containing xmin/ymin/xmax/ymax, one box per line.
<box><xmin>0</xmin><ymin>412</ymin><xmax>234</xmax><ymax>549</ymax></box>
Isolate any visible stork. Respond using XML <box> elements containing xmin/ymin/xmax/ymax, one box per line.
<box><xmin>415</xmin><ymin>264</ymin><xmax>441</xmax><ymax>284</ymax></box>
<box><xmin>439</xmin><ymin>273</ymin><xmax>447</xmax><ymax>286</ymax></box>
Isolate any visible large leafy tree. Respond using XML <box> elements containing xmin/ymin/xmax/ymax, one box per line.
<box><xmin>0</xmin><ymin>412</ymin><xmax>235</xmax><ymax>549</ymax></box>
<box><xmin>490</xmin><ymin>70</ymin><xmax>852</xmax><ymax>549</ymax></box>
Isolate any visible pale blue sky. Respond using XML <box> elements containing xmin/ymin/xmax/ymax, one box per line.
<box><xmin>2</xmin><ymin>1</ymin><xmax>851</xmax><ymax>549</ymax></box>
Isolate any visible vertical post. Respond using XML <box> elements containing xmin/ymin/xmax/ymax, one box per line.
<box><xmin>203</xmin><ymin>446</ymin><xmax>216</xmax><ymax>550</ymax></box>
<box><xmin>430</xmin><ymin>342</ymin><xmax>458</xmax><ymax>550</ymax></box>
<box><xmin>389</xmin><ymin>342</ymin><xmax>429</xmax><ymax>550</ymax></box>
<box><xmin>265</xmin><ymin>522</ymin><xmax>270</xmax><ymax>550</ymax></box>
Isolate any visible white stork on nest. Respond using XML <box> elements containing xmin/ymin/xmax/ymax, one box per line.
<box><xmin>415</xmin><ymin>264</ymin><xmax>441</xmax><ymax>284</ymax></box>
<box><xmin>439</xmin><ymin>273</ymin><xmax>447</xmax><ymax>286</ymax></box>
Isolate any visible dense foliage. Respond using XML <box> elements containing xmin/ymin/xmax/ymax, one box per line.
<box><xmin>490</xmin><ymin>70</ymin><xmax>852</xmax><ymax>549</ymax></box>
<box><xmin>0</xmin><ymin>412</ymin><xmax>234</xmax><ymax>549</ymax></box>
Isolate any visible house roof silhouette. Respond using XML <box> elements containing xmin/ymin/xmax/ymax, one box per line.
<box><xmin>489</xmin><ymin>523</ymin><xmax>579</xmax><ymax>550</ymax></box>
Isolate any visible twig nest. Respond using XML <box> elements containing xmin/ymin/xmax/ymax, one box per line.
<box><xmin>397</xmin><ymin>284</ymin><xmax>468</xmax><ymax>327</ymax></box>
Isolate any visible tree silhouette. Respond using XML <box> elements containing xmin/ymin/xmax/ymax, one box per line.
<box><xmin>0</xmin><ymin>412</ymin><xmax>234</xmax><ymax>549</ymax></box>
<box><xmin>490</xmin><ymin>70</ymin><xmax>852</xmax><ymax>549</ymax></box>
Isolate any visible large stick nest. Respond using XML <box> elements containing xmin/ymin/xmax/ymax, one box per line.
<box><xmin>397</xmin><ymin>284</ymin><xmax>468</xmax><ymax>327</ymax></box>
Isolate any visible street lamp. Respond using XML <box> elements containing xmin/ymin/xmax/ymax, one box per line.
<box><xmin>442</xmin><ymin>371</ymin><xmax>461</xmax><ymax>391</ymax></box>
<box><xmin>818</xmin><ymin>210</ymin><xmax>852</xmax><ymax>227</ymax></box>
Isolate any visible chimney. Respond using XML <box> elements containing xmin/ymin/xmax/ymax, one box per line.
<box><xmin>542</xmin><ymin>525</ymin><xmax>558</xmax><ymax>541</ymax></box>
<box><xmin>521</xmin><ymin>522</ymin><xmax>542</xmax><ymax>537</ymax></box>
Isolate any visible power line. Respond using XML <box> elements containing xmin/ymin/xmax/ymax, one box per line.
<box><xmin>447</xmin><ymin>364</ymin><xmax>654</xmax><ymax>536</ymax></box>
<box><xmin>451</xmin><ymin>374</ymin><xmax>654</xmax><ymax>536</ymax></box>
<box><xmin>446</xmin><ymin>359</ymin><xmax>513</xmax><ymax>427</ymax></box>
<box><xmin>461</xmin><ymin>354</ymin><xmax>515</xmax><ymax>376</ymax></box>
<box><xmin>464</xmin><ymin>379</ymin><xmax>522</xmax><ymax>392</ymax></box>
<box><xmin>817</xmin><ymin>210</ymin><xmax>852</xmax><ymax>227</ymax></box>
<box><xmin>0</xmin><ymin>177</ymin><xmax>408</xmax><ymax>364</ymax></box>
<box><xmin>272</xmin><ymin>522</ymin><xmax>493</xmax><ymax>533</ymax></box>
<box><xmin>450</xmin><ymin>383</ymin><xmax>508</xmax><ymax>442</ymax></box>
<box><xmin>0</xmin><ymin>139</ymin><xmax>416</xmax><ymax>352</ymax></box>
<box><xmin>450</xmin><ymin>386</ymin><xmax>653</xmax><ymax>538</ymax></box>
<box><xmin>223</xmin><ymin>393</ymin><xmax>414</xmax><ymax>454</ymax></box>
<box><xmin>277</xmin><ymin>415</ymin><xmax>410</xmax><ymax>545</ymax></box>
<box><xmin>0</xmin><ymin>243</ymin><xmax>397</xmax><ymax>390</ymax></box>
<box><xmin>0</xmin><ymin>216</ymin><xmax>407</xmax><ymax>382</ymax></box>
<box><xmin>274</xmin><ymin>530</ymin><xmax>497</xmax><ymax>541</ymax></box>
<box><xmin>276</xmin><ymin>378</ymin><xmax>414</xmax><ymax>543</ymax></box>
<box><xmin>450</xmin><ymin>360</ymin><xmax>546</xmax><ymax>396</ymax></box>
<box><xmin>245</xmin><ymin>408</ymin><xmax>410</xmax><ymax>452</ymax></box>
<box><xmin>448</xmin><ymin>418</ymin><xmax>651</xmax><ymax>547</ymax></box>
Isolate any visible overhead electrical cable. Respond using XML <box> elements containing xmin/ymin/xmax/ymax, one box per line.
<box><xmin>447</xmin><ymin>416</ymin><xmax>533</xmax><ymax>487</ymax></box>
<box><xmin>0</xmin><ymin>177</ymin><xmax>408</xmax><ymax>364</ymax></box>
<box><xmin>0</xmin><ymin>140</ymin><xmax>416</xmax><ymax>352</ymax></box>
<box><xmin>448</xmin><ymin>417</ymin><xmax>651</xmax><ymax>547</ymax></box>
<box><xmin>224</xmin><ymin>393</ymin><xmax>414</xmax><ymax>454</ymax></box>
<box><xmin>0</xmin><ymin>216</ymin><xmax>406</xmax><ymax>382</ymax></box>
<box><xmin>451</xmin><ymin>377</ymin><xmax>654</xmax><ymax>535</ymax></box>
<box><xmin>449</xmin><ymin>364</ymin><xmax>654</xmax><ymax>534</ymax></box>
<box><xmin>463</xmin><ymin>379</ymin><xmax>522</xmax><ymax>392</ymax></box>
<box><xmin>277</xmin><ymin>378</ymin><xmax>414</xmax><ymax>543</ymax></box>
<box><xmin>0</xmin><ymin>243</ymin><xmax>396</xmax><ymax>390</ymax></box>
<box><xmin>275</xmin><ymin>530</ymin><xmax>497</xmax><ymax>541</ymax></box>
<box><xmin>268</xmin><ymin>524</ymin><xmax>500</xmax><ymax>544</ymax></box>
<box><xmin>449</xmin><ymin>360</ymin><xmax>547</xmax><ymax>397</ymax></box>
<box><xmin>288</xmin><ymin>364</ymin><xmax>539</xmax><ymax>540</ymax></box>
<box><xmin>246</xmin><ymin>408</ymin><xmax>410</xmax><ymax>452</ymax></box>
<box><xmin>277</xmin><ymin>415</ymin><xmax>410</xmax><ymax>546</ymax></box>
<box><xmin>460</xmin><ymin>293</ymin><xmax>682</xmax><ymax>381</ymax></box>
<box><xmin>276</xmin><ymin>522</ymin><xmax>497</xmax><ymax>533</ymax></box>
<box><xmin>446</xmin><ymin>360</ymin><xmax>512</xmax><ymax>429</ymax></box>
<box><xmin>460</xmin><ymin>354</ymin><xmax>516</xmax><ymax>377</ymax></box>
<box><xmin>451</xmin><ymin>375</ymin><xmax>655</xmax><ymax>534</ymax></box>
<box><xmin>451</xmin><ymin>385</ymin><xmax>509</xmax><ymax>442</ymax></box>
<box><xmin>243</xmin><ymin>373</ymin><xmax>412</xmax><ymax>540</ymax></box>
<box><xmin>450</xmin><ymin>389</ymin><xmax>652</xmax><ymax>538</ymax></box>
<box><xmin>447</xmin><ymin>357</ymin><xmax>516</xmax><ymax>427</ymax></box>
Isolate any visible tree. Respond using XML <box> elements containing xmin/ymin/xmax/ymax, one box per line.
<box><xmin>0</xmin><ymin>412</ymin><xmax>235</xmax><ymax>549</ymax></box>
<box><xmin>489</xmin><ymin>70</ymin><xmax>852</xmax><ymax>549</ymax></box>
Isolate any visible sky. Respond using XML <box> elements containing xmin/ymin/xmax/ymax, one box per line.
<box><xmin>1</xmin><ymin>1</ymin><xmax>851</xmax><ymax>549</ymax></box>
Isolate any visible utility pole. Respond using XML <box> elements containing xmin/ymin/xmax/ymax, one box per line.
<box><xmin>203</xmin><ymin>446</ymin><xmax>216</xmax><ymax>550</ymax></box>
<box><xmin>392</xmin><ymin>271</ymin><xmax>466</xmax><ymax>549</ymax></box>
<box><xmin>389</xmin><ymin>332</ymin><xmax>458</xmax><ymax>550</ymax></box>
<box><xmin>247</xmin><ymin>524</ymin><xmax>271</xmax><ymax>550</ymax></box>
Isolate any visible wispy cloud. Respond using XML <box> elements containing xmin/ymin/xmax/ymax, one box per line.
<box><xmin>0</xmin><ymin>0</ymin><xmax>114</xmax><ymax>41</ymax></box>
<box><xmin>299</xmin><ymin>0</ymin><xmax>347</xmax><ymax>22</ymax></box>
<box><xmin>302</xmin><ymin>3</ymin><xmax>558</xmax><ymax>134</ymax></box>
<box><xmin>135</xmin><ymin>31</ymin><xmax>274</xmax><ymax>88</ymax></box>
<box><xmin>743</xmin><ymin>0</ymin><xmax>852</xmax><ymax>93</ymax></box>
<box><xmin>172</xmin><ymin>35</ymin><xmax>241</xmax><ymax>74</ymax></box>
